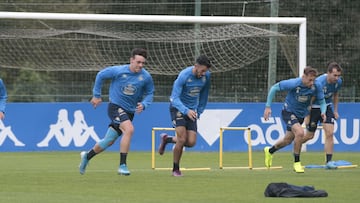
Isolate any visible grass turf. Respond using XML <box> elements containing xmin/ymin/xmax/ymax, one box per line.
<box><xmin>0</xmin><ymin>151</ymin><xmax>359</xmax><ymax>203</ymax></box>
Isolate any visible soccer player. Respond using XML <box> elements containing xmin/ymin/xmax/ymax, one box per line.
<box><xmin>302</xmin><ymin>62</ymin><xmax>343</xmax><ymax>169</ymax></box>
<box><xmin>157</xmin><ymin>55</ymin><xmax>211</xmax><ymax>177</ymax></box>
<box><xmin>79</xmin><ymin>48</ymin><xmax>154</xmax><ymax>175</ymax></box>
<box><xmin>0</xmin><ymin>79</ymin><xmax>8</xmax><ymax>120</ymax></box>
<box><xmin>263</xmin><ymin>66</ymin><xmax>327</xmax><ymax>173</ymax></box>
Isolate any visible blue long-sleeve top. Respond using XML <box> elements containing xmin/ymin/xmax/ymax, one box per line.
<box><xmin>170</xmin><ymin>66</ymin><xmax>211</xmax><ymax>117</ymax></box>
<box><xmin>265</xmin><ymin>77</ymin><xmax>326</xmax><ymax>118</ymax></box>
<box><xmin>312</xmin><ymin>73</ymin><xmax>342</xmax><ymax>107</ymax></box>
<box><xmin>0</xmin><ymin>79</ymin><xmax>7</xmax><ymax>113</ymax></box>
<box><xmin>92</xmin><ymin>65</ymin><xmax>154</xmax><ymax>113</ymax></box>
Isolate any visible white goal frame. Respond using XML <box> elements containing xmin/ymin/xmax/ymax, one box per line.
<box><xmin>0</xmin><ymin>11</ymin><xmax>307</xmax><ymax>76</ymax></box>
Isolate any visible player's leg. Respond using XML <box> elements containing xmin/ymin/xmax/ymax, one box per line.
<box><xmin>264</xmin><ymin>110</ymin><xmax>295</xmax><ymax>168</ymax></box>
<box><xmin>158</xmin><ymin>106</ymin><xmax>179</xmax><ymax>155</ymax></box>
<box><xmin>79</xmin><ymin>126</ymin><xmax>120</xmax><ymax>175</ymax></box>
<box><xmin>303</xmin><ymin>108</ymin><xmax>321</xmax><ymax>143</ymax></box>
<box><xmin>292</xmin><ymin>122</ymin><xmax>306</xmax><ymax>173</ymax></box>
<box><xmin>118</xmin><ymin>119</ymin><xmax>134</xmax><ymax>175</ymax></box>
<box><xmin>323</xmin><ymin>123</ymin><xmax>334</xmax><ymax>161</ymax></box>
<box><xmin>173</xmin><ymin>125</ymin><xmax>187</xmax><ymax>176</ymax></box>
<box><xmin>158</xmin><ymin>133</ymin><xmax>176</xmax><ymax>155</ymax></box>
<box><xmin>322</xmin><ymin>106</ymin><xmax>336</xmax><ymax>168</ymax></box>
<box><xmin>183</xmin><ymin>118</ymin><xmax>197</xmax><ymax>148</ymax></box>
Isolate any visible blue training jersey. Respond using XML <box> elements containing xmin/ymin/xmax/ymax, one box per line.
<box><xmin>170</xmin><ymin>66</ymin><xmax>211</xmax><ymax>117</ymax></box>
<box><xmin>312</xmin><ymin>74</ymin><xmax>342</xmax><ymax>106</ymax></box>
<box><xmin>279</xmin><ymin>77</ymin><xmax>324</xmax><ymax>118</ymax></box>
<box><xmin>0</xmin><ymin>79</ymin><xmax>7</xmax><ymax>113</ymax></box>
<box><xmin>93</xmin><ymin>64</ymin><xmax>154</xmax><ymax>113</ymax></box>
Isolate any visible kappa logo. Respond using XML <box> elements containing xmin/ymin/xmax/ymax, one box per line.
<box><xmin>37</xmin><ymin>109</ymin><xmax>100</xmax><ymax>147</ymax></box>
<box><xmin>0</xmin><ymin>120</ymin><xmax>25</xmax><ymax>147</ymax></box>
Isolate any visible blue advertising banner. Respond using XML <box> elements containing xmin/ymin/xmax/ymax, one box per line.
<box><xmin>0</xmin><ymin>102</ymin><xmax>359</xmax><ymax>152</ymax></box>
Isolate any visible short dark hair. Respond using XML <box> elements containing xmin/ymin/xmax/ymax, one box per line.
<box><xmin>131</xmin><ymin>48</ymin><xmax>147</xmax><ymax>59</ymax></box>
<box><xmin>303</xmin><ymin>66</ymin><xmax>318</xmax><ymax>77</ymax></box>
<box><xmin>327</xmin><ymin>62</ymin><xmax>342</xmax><ymax>73</ymax></box>
<box><xmin>196</xmin><ymin>55</ymin><xmax>211</xmax><ymax>68</ymax></box>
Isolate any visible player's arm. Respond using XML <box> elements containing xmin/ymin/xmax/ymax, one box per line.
<box><xmin>91</xmin><ymin>66</ymin><xmax>117</xmax><ymax>108</ymax></box>
<box><xmin>315</xmin><ymin>81</ymin><xmax>327</xmax><ymax>122</ymax></box>
<box><xmin>0</xmin><ymin>79</ymin><xmax>8</xmax><ymax>114</ymax></box>
<box><xmin>264</xmin><ymin>83</ymin><xmax>280</xmax><ymax>120</ymax></box>
<box><xmin>92</xmin><ymin>66</ymin><xmax>116</xmax><ymax>98</ymax></box>
<box><xmin>170</xmin><ymin>76</ymin><xmax>189</xmax><ymax>115</ymax></box>
<box><xmin>196</xmin><ymin>74</ymin><xmax>210</xmax><ymax>118</ymax></box>
<box><xmin>333</xmin><ymin>92</ymin><xmax>339</xmax><ymax>119</ymax></box>
<box><xmin>139</xmin><ymin>75</ymin><xmax>155</xmax><ymax>111</ymax></box>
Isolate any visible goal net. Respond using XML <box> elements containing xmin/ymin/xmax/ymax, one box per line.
<box><xmin>0</xmin><ymin>12</ymin><xmax>303</xmax><ymax>74</ymax></box>
<box><xmin>0</xmin><ymin>12</ymin><xmax>304</xmax><ymax>102</ymax></box>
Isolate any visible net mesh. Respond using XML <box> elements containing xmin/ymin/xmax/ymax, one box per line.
<box><xmin>0</xmin><ymin>20</ymin><xmax>295</xmax><ymax>75</ymax></box>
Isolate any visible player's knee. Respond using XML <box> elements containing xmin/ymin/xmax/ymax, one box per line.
<box><xmin>98</xmin><ymin>127</ymin><xmax>119</xmax><ymax>149</ymax></box>
<box><xmin>109</xmin><ymin>123</ymin><xmax>122</xmax><ymax>134</ymax></box>
<box><xmin>185</xmin><ymin>140</ymin><xmax>196</xmax><ymax>147</ymax></box>
<box><xmin>307</xmin><ymin>121</ymin><xmax>318</xmax><ymax>133</ymax></box>
<box><xmin>305</xmin><ymin>132</ymin><xmax>315</xmax><ymax>140</ymax></box>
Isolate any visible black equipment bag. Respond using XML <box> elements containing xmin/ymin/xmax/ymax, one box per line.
<box><xmin>264</xmin><ymin>182</ymin><xmax>328</xmax><ymax>198</ymax></box>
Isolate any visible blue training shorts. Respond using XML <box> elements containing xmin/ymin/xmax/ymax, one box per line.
<box><xmin>170</xmin><ymin>106</ymin><xmax>197</xmax><ymax>131</ymax></box>
<box><xmin>307</xmin><ymin>105</ymin><xmax>335</xmax><ymax>132</ymax></box>
<box><xmin>107</xmin><ymin>103</ymin><xmax>134</xmax><ymax>134</ymax></box>
<box><xmin>281</xmin><ymin>109</ymin><xmax>304</xmax><ymax>131</ymax></box>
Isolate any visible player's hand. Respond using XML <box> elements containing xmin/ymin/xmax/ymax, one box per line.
<box><xmin>187</xmin><ymin>110</ymin><xmax>197</xmax><ymax>121</ymax></box>
<box><xmin>90</xmin><ymin>97</ymin><xmax>102</xmax><ymax>108</ymax></box>
<box><xmin>136</xmin><ymin>102</ymin><xmax>144</xmax><ymax>113</ymax></box>
<box><xmin>263</xmin><ymin>107</ymin><xmax>271</xmax><ymax>121</ymax></box>
<box><xmin>321</xmin><ymin>113</ymin><xmax>327</xmax><ymax>123</ymax></box>
<box><xmin>334</xmin><ymin>112</ymin><xmax>339</xmax><ymax>120</ymax></box>
<box><xmin>0</xmin><ymin>112</ymin><xmax>4</xmax><ymax>120</ymax></box>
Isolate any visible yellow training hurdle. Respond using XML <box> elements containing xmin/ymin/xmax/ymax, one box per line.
<box><xmin>219</xmin><ymin>127</ymin><xmax>282</xmax><ymax>170</ymax></box>
<box><xmin>151</xmin><ymin>127</ymin><xmax>211</xmax><ymax>171</ymax></box>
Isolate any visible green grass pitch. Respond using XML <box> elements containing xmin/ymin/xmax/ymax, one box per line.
<box><xmin>0</xmin><ymin>151</ymin><xmax>359</xmax><ymax>203</ymax></box>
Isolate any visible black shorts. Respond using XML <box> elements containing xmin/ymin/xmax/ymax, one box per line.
<box><xmin>107</xmin><ymin>103</ymin><xmax>134</xmax><ymax>125</ymax></box>
<box><xmin>170</xmin><ymin>106</ymin><xmax>197</xmax><ymax>131</ymax></box>
<box><xmin>281</xmin><ymin>110</ymin><xmax>304</xmax><ymax>131</ymax></box>
<box><xmin>307</xmin><ymin>105</ymin><xmax>335</xmax><ymax>132</ymax></box>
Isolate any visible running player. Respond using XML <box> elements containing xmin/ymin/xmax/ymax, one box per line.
<box><xmin>263</xmin><ymin>66</ymin><xmax>327</xmax><ymax>173</ymax></box>
<box><xmin>79</xmin><ymin>48</ymin><xmax>154</xmax><ymax>175</ymax></box>
<box><xmin>157</xmin><ymin>55</ymin><xmax>211</xmax><ymax>176</ymax></box>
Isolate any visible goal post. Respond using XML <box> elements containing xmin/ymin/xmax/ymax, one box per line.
<box><xmin>0</xmin><ymin>11</ymin><xmax>306</xmax><ymax>75</ymax></box>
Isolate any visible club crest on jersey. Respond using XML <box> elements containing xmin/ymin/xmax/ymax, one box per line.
<box><xmin>138</xmin><ymin>75</ymin><xmax>144</xmax><ymax>81</ymax></box>
<box><xmin>188</xmin><ymin>87</ymin><xmax>200</xmax><ymax>97</ymax></box>
<box><xmin>122</xmin><ymin>84</ymin><xmax>136</xmax><ymax>95</ymax></box>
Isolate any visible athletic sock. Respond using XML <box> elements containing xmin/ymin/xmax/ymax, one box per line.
<box><xmin>173</xmin><ymin>163</ymin><xmax>180</xmax><ymax>171</ymax></box>
<box><xmin>269</xmin><ymin>146</ymin><xmax>277</xmax><ymax>154</ymax></box>
<box><xmin>120</xmin><ymin>153</ymin><xmax>128</xmax><ymax>165</ymax></box>
<box><xmin>294</xmin><ymin>154</ymin><xmax>300</xmax><ymax>162</ymax></box>
<box><xmin>326</xmin><ymin>154</ymin><xmax>333</xmax><ymax>163</ymax></box>
<box><xmin>87</xmin><ymin>149</ymin><xmax>97</xmax><ymax>160</ymax></box>
<box><xmin>166</xmin><ymin>137</ymin><xmax>174</xmax><ymax>143</ymax></box>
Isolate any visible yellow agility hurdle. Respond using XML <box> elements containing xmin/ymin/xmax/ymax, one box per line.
<box><xmin>219</xmin><ymin>127</ymin><xmax>282</xmax><ymax>170</ymax></box>
<box><xmin>151</xmin><ymin>127</ymin><xmax>211</xmax><ymax>171</ymax></box>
